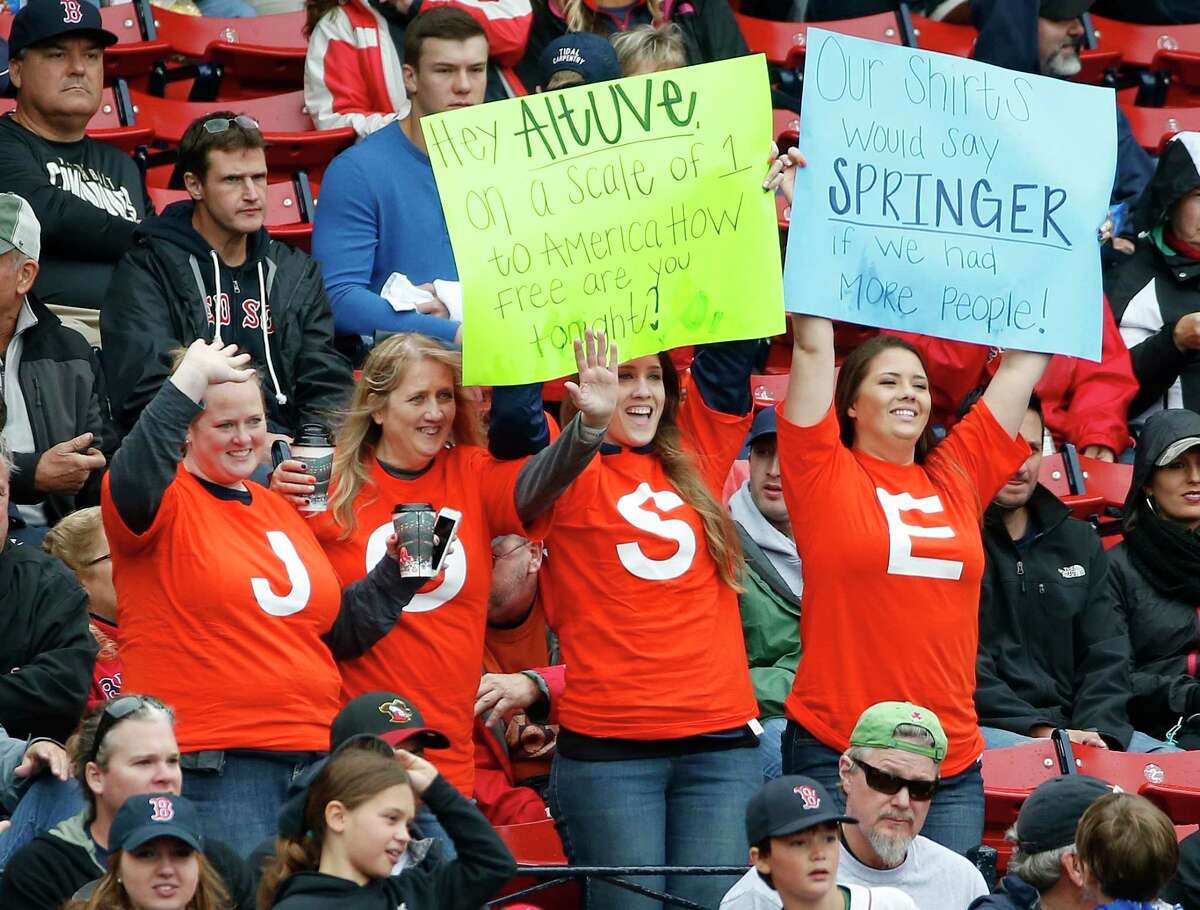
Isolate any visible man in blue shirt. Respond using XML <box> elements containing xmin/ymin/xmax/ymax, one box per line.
<box><xmin>312</xmin><ymin>6</ymin><xmax>489</xmax><ymax>346</ymax></box>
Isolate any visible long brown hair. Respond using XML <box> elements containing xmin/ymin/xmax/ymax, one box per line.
<box><xmin>64</xmin><ymin>850</ymin><xmax>229</xmax><ymax>910</ymax></box>
<box><xmin>560</xmin><ymin>351</ymin><xmax>743</xmax><ymax>588</ymax></box>
<box><xmin>304</xmin><ymin>0</ymin><xmax>342</xmax><ymax>36</ymax></box>
<box><xmin>328</xmin><ymin>334</ymin><xmax>484</xmax><ymax>536</ymax></box>
<box><xmin>834</xmin><ymin>335</ymin><xmax>938</xmax><ymax>463</ymax></box>
<box><xmin>257</xmin><ymin>749</ymin><xmax>411</xmax><ymax>909</ymax></box>
<box><xmin>560</xmin><ymin>0</ymin><xmax>665</xmax><ymax>34</ymax></box>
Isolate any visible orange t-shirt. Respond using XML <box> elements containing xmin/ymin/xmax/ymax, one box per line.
<box><xmin>539</xmin><ymin>377</ymin><xmax>759</xmax><ymax>739</ymax></box>
<box><xmin>777</xmin><ymin>401</ymin><xmax>1027</xmax><ymax>776</ymax></box>
<box><xmin>311</xmin><ymin>446</ymin><xmax>545</xmax><ymax>796</ymax></box>
<box><xmin>101</xmin><ymin>467</ymin><xmax>343</xmax><ymax>753</ymax></box>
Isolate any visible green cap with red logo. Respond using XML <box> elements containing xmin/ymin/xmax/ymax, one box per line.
<box><xmin>849</xmin><ymin>701</ymin><xmax>948</xmax><ymax>762</ymax></box>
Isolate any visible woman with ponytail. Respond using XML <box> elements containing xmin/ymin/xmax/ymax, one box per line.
<box><xmin>259</xmin><ymin>746</ymin><xmax>514</xmax><ymax>909</ymax></box>
<box><xmin>487</xmin><ymin>338</ymin><xmax>765</xmax><ymax>910</ymax></box>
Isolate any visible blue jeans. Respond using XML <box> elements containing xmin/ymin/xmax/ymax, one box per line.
<box><xmin>759</xmin><ymin>717</ymin><xmax>787</xmax><ymax>781</ymax></box>
<box><xmin>414</xmin><ymin>802</ymin><xmax>457</xmax><ymax>860</ymax></box>
<box><xmin>0</xmin><ymin>776</ymin><xmax>86</xmax><ymax>874</ymax></box>
<box><xmin>979</xmin><ymin>725</ymin><xmax>1182</xmax><ymax>753</ymax></box>
<box><xmin>781</xmin><ymin>721</ymin><xmax>985</xmax><ymax>856</ymax></box>
<box><xmin>195</xmin><ymin>0</ymin><xmax>259</xmax><ymax>16</ymax></box>
<box><xmin>182</xmin><ymin>753</ymin><xmax>321</xmax><ymax>858</ymax></box>
<box><xmin>548</xmin><ymin>745</ymin><xmax>760</xmax><ymax>910</ymax></box>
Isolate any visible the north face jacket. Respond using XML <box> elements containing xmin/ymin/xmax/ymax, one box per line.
<box><xmin>976</xmin><ymin>485</ymin><xmax>1134</xmax><ymax>748</ymax></box>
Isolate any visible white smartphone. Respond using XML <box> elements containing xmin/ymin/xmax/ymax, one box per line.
<box><xmin>430</xmin><ymin>507</ymin><xmax>462</xmax><ymax>574</ymax></box>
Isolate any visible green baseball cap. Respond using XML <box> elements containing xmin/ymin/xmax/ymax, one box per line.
<box><xmin>0</xmin><ymin>194</ymin><xmax>40</xmax><ymax>262</ymax></box>
<box><xmin>850</xmin><ymin>701</ymin><xmax>948</xmax><ymax>762</ymax></box>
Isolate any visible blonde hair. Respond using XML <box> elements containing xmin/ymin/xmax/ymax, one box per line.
<box><xmin>329</xmin><ymin>334</ymin><xmax>483</xmax><ymax>535</ymax></box>
<box><xmin>64</xmin><ymin>849</ymin><xmax>229</xmax><ymax>910</ymax></box>
<box><xmin>561</xmin><ymin>0</ymin><xmax>665</xmax><ymax>36</ymax></box>
<box><xmin>43</xmin><ymin>506</ymin><xmax>104</xmax><ymax>573</ymax></box>
<box><xmin>1076</xmin><ymin>792</ymin><xmax>1179</xmax><ymax>903</ymax></box>
<box><xmin>560</xmin><ymin>351</ymin><xmax>742</xmax><ymax>588</ymax></box>
<box><xmin>611</xmin><ymin>23</ymin><xmax>686</xmax><ymax>74</ymax></box>
<box><xmin>258</xmin><ymin>749</ymin><xmax>411</xmax><ymax>909</ymax></box>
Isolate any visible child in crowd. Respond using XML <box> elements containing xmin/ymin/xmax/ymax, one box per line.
<box><xmin>1076</xmin><ymin>792</ymin><xmax>1182</xmax><ymax>910</ymax></box>
<box><xmin>721</xmin><ymin>775</ymin><xmax>917</xmax><ymax>910</ymax></box>
<box><xmin>258</xmin><ymin>745</ymin><xmax>514</xmax><ymax>909</ymax></box>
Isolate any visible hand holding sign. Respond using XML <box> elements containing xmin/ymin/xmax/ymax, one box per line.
<box><xmin>785</xmin><ymin>30</ymin><xmax>1116</xmax><ymax>361</ymax></box>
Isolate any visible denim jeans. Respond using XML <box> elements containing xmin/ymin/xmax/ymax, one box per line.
<box><xmin>980</xmin><ymin>725</ymin><xmax>1182</xmax><ymax>753</ymax></box>
<box><xmin>414</xmin><ymin>802</ymin><xmax>457</xmax><ymax>860</ymax></box>
<box><xmin>759</xmin><ymin>717</ymin><xmax>787</xmax><ymax>781</ymax></box>
<box><xmin>548</xmin><ymin>745</ymin><xmax>760</xmax><ymax>910</ymax></box>
<box><xmin>781</xmin><ymin>721</ymin><xmax>985</xmax><ymax>856</ymax></box>
<box><xmin>0</xmin><ymin>776</ymin><xmax>86</xmax><ymax>874</ymax></box>
<box><xmin>195</xmin><ymin>0</ymin><xmax>259</xmax><ymax>16</ymax></box>
<box><xmin>182</xmin><ymin>752</ymin><xmax>321</xmax><ymax>858</ymax></box>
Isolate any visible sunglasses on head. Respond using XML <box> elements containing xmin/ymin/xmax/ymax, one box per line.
<box><xmin>853</xmin><ymin>758</ymin><xmax>938</xmax><ymax>802</ymax></box>
<box><xmin>88</xmin><ymin>695</ymin><xmax>166</xmax><ymax>765</ymax></box>
<box><xmin>202</xmin><ymin>115</ymin><xmax>260</xmax><ymax>134</ymax></box>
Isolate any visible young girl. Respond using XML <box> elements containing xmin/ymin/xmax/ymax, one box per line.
<box><xmin>260</xmin><ymin>747</ymin><xmax>515</xmax><ymax>909</ymax></box>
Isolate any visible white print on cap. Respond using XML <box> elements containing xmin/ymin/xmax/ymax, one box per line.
<box><xmin>60</xmin><ymin>0</ymin><xmax>84</xmax><ymax>23</ymax></box>
<box><xmin>615</xmin><ymin>483</ymin><xmax>697</xmax><ymax>580</ymax></box>
<box><xmin>875</xmin><ymin>488</ymin><xmax>964</xmax><ymax>580</ymax></box>
<box><xmin>148</xmin><ymin>796</ymin><xmax>175</xmax><ymax>822</ymax></box>
<box><xmin>251</xmin><ymin>532</ymin><xmax>313</xmax><ymax>616</ymax></box>
<box><xmin>364</xmin><ymin>521</ymin><xmax>467</xmax><ymax>613</ymax></box>
<box><xmin>794</xmin><ymin>785</ymin><xmax>821</xmax><ymax>809</ymax></box>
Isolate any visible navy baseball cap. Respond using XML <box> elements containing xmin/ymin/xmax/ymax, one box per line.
<box><xmin>539</xmin><ymin>32</ymin><xmax>621</xmax><ymax>87</ymax></box>
<box><xmin>746</xmin><ymin>406</ymin><xmax>778</xmax><ymax>448</ymax></box>
<box><xmin>9</xmin><ymin>0</ymin><xmax>118</xmax><ymax>58</ymax></box>
<box><xmin>109</xmin><ymin>793</ymin><xmax>204</xmax><ymax>853</ymax></box>
<box><xmin>1016</xmin><ymin>775</ymin><xmax>1117</xmax><ymax>854</ymax></box>
<box><xmin>746</xmin><ymin>775</ymin><xmax>857</xmax><ymax>845</ymax></box>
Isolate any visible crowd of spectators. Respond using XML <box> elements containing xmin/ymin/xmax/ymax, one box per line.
<box><xmin>6</xmin><ymin>0</ymin><xmax>1200</xmax><ymax>906</ymax></box>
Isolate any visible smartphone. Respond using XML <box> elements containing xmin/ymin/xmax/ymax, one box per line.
<box><xmin>271</xmin><ymin>439</ymin><xmax>292</xmax><ymax>470</ymax></box>
<box><xmin>430</xmin><ymin>507</ymin><xmax>462</xmax><ymax>574</ymax></box>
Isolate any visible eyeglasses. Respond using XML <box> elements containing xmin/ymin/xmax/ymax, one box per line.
<box><xmin>87</xmin><ymin>695</ymin><xmax>166</xmax><ymax>765</ymax></box>
<box><xmin>491</xmin><ymin>540</ymin><xmax>532</xmax><ymax>563</ymax></box>
<box><xmin>202</xmin><ymin>115</ymin><xmax>260</xmax><ymax>135</ymax></box>
<box><xmin>852</xmin><ymin>759</ymin><xmax>939</xmax><ymax>802</ymax></box>
<box><xmin>84</xmin><ymin>553</ymin><xmax>111</xmax><ymax>568</ymax></box>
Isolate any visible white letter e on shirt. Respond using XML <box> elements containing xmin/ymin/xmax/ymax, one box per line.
<box><xmin>875</xmin><ymin>488</ymin><xmax>964</xmax><ymax>581</ymax></box>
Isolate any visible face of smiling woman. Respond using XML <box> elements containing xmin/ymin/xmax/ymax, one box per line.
<box><xmin>183</xmin><ymin>381</ymin><xmax>267</xmax><ymax>489</ymax></box>
<box><xmin>117</xmin><ymin>838</ymin><xmax>200</xmax><ymax>910</ymax></box>
<box><xmin>847</xmin><ymin>347</ymin><xmax>931</xmax><ymax>465</ymax></box>
<box><xmin>606</xmin><ymin>355</ymin><xmax>667</xmax><ymax>448</ymax></box>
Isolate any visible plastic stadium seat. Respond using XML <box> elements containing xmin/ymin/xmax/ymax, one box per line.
<box><xmin>0</xmin><ymin>81</ymin><xmax>154</xmax><ymax>153</ymax></box>
<box><xmin>153</xmin><ymin>7</ymin><xmax>307</xmax><ymax>92</ymax></box>
<box><xmin>98</xmin><ymin>3</ymin><xmax>171</xmax><ymax>84</ymax></box>
<box><xmin>750</xmin><ymin>373</ymin><xmax>787</xmax><ymax>409</ymax></box>
<box><xmin>129</xmin><ymin>89</ymin><xmax>353</xmax><ymax>172</ymax></box>
<box><xmin>1074</xmin><ymin>455</ymin><xmax>1132</xmax><ymax>514</ymax></box>
<box><xmin>907</xmin><ymin>14</ymin><xmax>975</xmax><ymax>57</ymax></box>
<box><xmin>1121</xmin><ymin>102</ymin><xmax>1200</xmax><ymax>153</ymax></box>
<box><xmin>1091</xmin><ymin>15</ymin><xmax>1200</xmax><ymax>69</ymax></box>
<box><xmin>1038</xmin><ymin>452</ymin><xmax>1105</xmax><ymax>521</ymax></box>
<box><xmin>981</xmin><ymin>739</ymin><xmax>1061</xmax><ymax>873</ymax></box>
<box><xmin>493</xmin><ymin>820</ymin><xmax>578</xmax><ymax>910</ymax></box>
<box><xmin>736</xmin><ymin>12</ymin><xmax>900</xmax><ymax>69</ymax></box>
<box><xmin>1069</xmin><ymin>746</ymin><xmax>1200</xmax><ymax>824</ymax></box>
<box><xmin>1148</xmin><ymin>50</ymin><xmax>1200</xmax><ymax>105</ymax></box>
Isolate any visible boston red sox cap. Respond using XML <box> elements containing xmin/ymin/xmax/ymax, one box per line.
<box><xmin>745</xmin><ymin>775</ymin><xmax>857</xmax><ymax>846</ymax></box>
<box><xmin>9</xmin><ymin>0</ymin><xmax>118</xmax><ymax>58</ymax></box>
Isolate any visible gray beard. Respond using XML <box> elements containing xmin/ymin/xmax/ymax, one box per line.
<box><xmin>866</xmin><ymin>828</ymin><xmax>913</xmax><ymax>869</ymax></box>
<box><xmin>1043</xmin><ymin>52</ymin><xmax>1083</xmax><ymax>78</ymax></box>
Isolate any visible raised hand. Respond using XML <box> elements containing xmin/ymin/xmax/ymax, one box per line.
<box><xmin>563</xmin><ymin>329</ymin><xmax>619</xmax><ymax>430</ymax></box>
<box><xmin>763</xmin><ymin>144</ymin><xmax>807</xmax><ymax>207</ymax></box>
<box><xmin>170</xmin><ymin>340</ymin><xmax>256</xmax><ymax>402</ymax></box>
<box><xmin>393</xmin><ymin>748</ymin><xmax>440</xmax><ymax>795</ymax></box>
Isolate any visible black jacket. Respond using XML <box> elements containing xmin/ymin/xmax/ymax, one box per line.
<box><xmin>0</xmin><ymin>114</ymin><xmax>150</xmax><ymax>311</ymax></box>
<box><xmin>1106</xmin><ymin>138</ymin><xmax>1200</xmax><ymax>423</ymax></box>
<box><xmin>1091</xmin><ymin>0</ymin><xmax>1200</xmax><ymax>23</ymax></box>
<box><xmin>976</xmin><ymin>486</ymin><xmax>1133</xmax><ymax>748</ymax></box>
<box><xmin>7</xmin><ymin>293</ymin><xmax>114</xmax><ymax>524</ymax></box>
<box><xmin>0</xmin><ymin>540</ymin><xmax>95</xmax><ymax>742</ymax></box>
<box><xmin>0</xmin><ymin>809</ymin><xmax>254</xmax><ymax>910</ymax></box>
<box><xmin>103</xmin><ymin>201</ymin><xmax>352</xmax><ymax>438</ymax></box>
<box><xmin>967</xmin><ymin>874</ymin><xmax>1039</xmax><ymax>910</ymax></box>
<box><xmin>514</xmin><ymin>0</ymin><xmax>747</xmax><ymax>92</ymax></box>
<box><xmin>270</xmin><ymin>776</ymin><xmax>516</xmax><ymax>910</ymax></box>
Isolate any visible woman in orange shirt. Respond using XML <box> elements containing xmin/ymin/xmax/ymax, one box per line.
<box><xmin>769</xmin><ymin>148</ymin><xmax>1050</xmax><ymax>854</ymax></box>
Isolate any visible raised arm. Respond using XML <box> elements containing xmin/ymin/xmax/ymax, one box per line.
<box><xmin>982</xmin><ymin>350</ymin><xmax>1051</xmax><ymax>438</ymax></box>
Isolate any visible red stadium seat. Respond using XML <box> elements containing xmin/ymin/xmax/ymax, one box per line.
<box><xmin>1091</xmin><ymin>15</ymin><xmax>1200</xmax><ymax>68</ymax></box>
<box><xmin>1121</xmin><ymin>102</ymin><xmax>1200</xmax><ymax>153</ymax></box>
<box><xmin>129</xmin><ymin>89</ymin><xmax>353</xmax><ymax>173</ymax></box>
<box><xmin>1070</xmin><ymin>746</ymin><xmax>1200</xmax><ymax>824</ymax></box>
<box><xmin>1074</xmin><ymin>455</ymin><xmax>1131</xmax><ymax>514</ymax></box>
<box><xmin>981</xmin><ymin>740</ymin><xmax>1061</xmax><ymax>874</ymax></box>
<box><xmin>736</xmin><ymin>12</ymin><xmax>901</xmax><ymax>69</ymax></box>
<box><xmin>0</xmin><ymin>83</ymin><xmax>154</xmax><ymax>152</ymax></box>
<box><xmin>98</xmin><ymin>4</ymin><xmax>171</xmax><ymax>84</ymax></box>
<box><xmin>907</xmin><ymin>14</ymin><xmax>975</xmax><ymax>57</ymax></box>
<box><xmin>750</xmin><ymin>373</ymin><xmax>787</xmax><ymax>409</ymax></box>
<box><xmin>152</xmin><ymin>7</ymin><xmax>308</xmax><ymax>92</ymax></box>
<box><xmin>1038</xmin><ymin>453</ymin><xmax>1105</xmax><ymax>521</ymax></box>
<box><xmin>494</xmin><ymin>820</ymin><xmax>578</xmax><ymax>910</ymax></box>
<box><xmin>773</xmin><ymin>109</ymin><xmax>800</xmax><ymax>150</ymax></box>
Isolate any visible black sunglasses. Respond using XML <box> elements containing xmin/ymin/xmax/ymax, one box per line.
<box><xmin>202</xmin><ymin>115</ymin><xmax>260</xmax><ymax>134</ymax></box>
<box><xmin>87</xmin><ymin>695</ymin><xmax>165</xmax><ymax>765</ymax></box>
<box><xmin>853</xmin><ymin>759</ymin><xmax>939</xmax><ymax>802</ymax></box>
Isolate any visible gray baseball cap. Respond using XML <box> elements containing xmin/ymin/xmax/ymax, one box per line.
<box><xmin>0</xmin><ymin>193</ymin><xmax>40</xmax><ymax>262</ymax></box>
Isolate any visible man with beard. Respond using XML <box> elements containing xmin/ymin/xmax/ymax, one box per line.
<box><xmin>836</xmin><ymin>703</ymin><xmax>988</xmax><ymax>909</ymax></box>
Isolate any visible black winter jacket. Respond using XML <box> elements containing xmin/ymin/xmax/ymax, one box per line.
<box><xmin>269</xmin><ymin>776</ymin><xmax>516</xmax><ymax>910</ymax></box>
<box><xmin>103</xmin><ymin>201</ymin><xmax>352</xmax><ymax>438</ymax></box>
<box><xmin>967</xmin><ymin>874</ymin><xmax>1039</xmax><ymax>910</ymax></box>
<box><xmin>976</xmin><ymin>486</ymin><xmax>1133</xmax><ymax>748</ymax></box>
<box><xmin>0</xmin><ymin>809</ymin><xmax>254</xmax><ymax>910</ymax></box>
<box><xmin>1107</xmin><ymin>542</ymin><xmax>1200</xmax><ymax>740</ymax></box>
<box><xmin>0</xmin><ymin>540</ymin><xmax>95</xmax><ymax>741</ymax></box>
<box><xmin>7</xmin><ymin>294</ymin><xmax>114</xmax><ymax>524</ymax></box>
<box><xmin>514</xmin><ymin>0</ymin><xmax>747</xmax><ymax>92</ymax></box>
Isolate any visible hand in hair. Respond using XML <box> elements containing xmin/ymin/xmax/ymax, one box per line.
<box><xmin>763</xmin><ymin>143</ymin><xmax>806</xmax><ymax>206</ymax></box>
<box><xmin>169</xmin><ymin>340</ymin><xmax>256</xmax><ymax>404</ymax></box>
<box><xmin>563</xmin><ymin>329</ymin><xmax>619</xmax><ymax>431</ymax></box>
<box><xmin>394</xmin><ymin>748</ymin><xmax>439</xmax><ymax>795</ymax></box>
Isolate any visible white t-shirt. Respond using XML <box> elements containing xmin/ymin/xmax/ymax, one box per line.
<box><xmin>838</xmin><ymin>836</ymin><xmax>988</xmax><ymax>910</ymax></box>
<box><xmin>720</xmin><ymin>869</ymin><xmax>918</xmax><ymax>910</ymax></box>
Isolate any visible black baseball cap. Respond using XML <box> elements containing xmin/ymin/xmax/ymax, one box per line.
<box><xmin>331</xmin><ymin>692</ymin><xmax>450</xmax><ymax>751</ymax></box>
<box><xmin>745</xmin><ymin>775</ymin><xmax>857</xmax><ymax>846</ymax></box>
<box><xmin>109</xmin><ymin>792</ymin><xmax>204</xmax><ymax>853</ymax></box>
<box><xmin>9</xmin><ymin>0</ymin><xmax>118</xmax><ymax>58</ymax></box>
<box><xmin>539</xmin><ymin>32</ymin><xmax>621</xmax><ymax>87</ymax></box>
<box><xmin>1039</xmin><ymin>0</ymin><xmax>1095</xmax><ymax>19</ymax></box>
<box><xmin>1015</xmin><ymin>775</ymin><xmax>1116</xmax><ymax>854</ymax></box>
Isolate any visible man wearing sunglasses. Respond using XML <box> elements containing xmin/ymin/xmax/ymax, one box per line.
<box><xmin>837</xmin><ymin>702</ymin><xmax>989</xmax><ymax>910</ymax></box>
